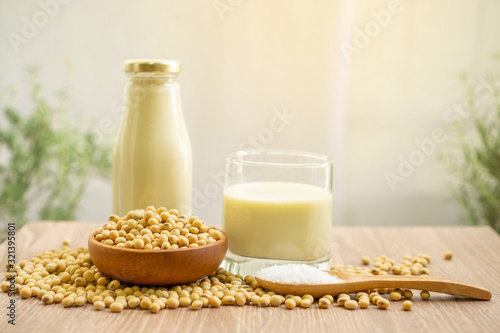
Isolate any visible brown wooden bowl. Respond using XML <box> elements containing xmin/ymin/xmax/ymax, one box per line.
<box><xmin>88</xmin><ymin>230</ymin><xmax>228</xmax><ymax>286</ymax></box>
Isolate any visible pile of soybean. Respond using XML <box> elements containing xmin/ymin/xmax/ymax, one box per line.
<box><xmin>2</xmin><ymin>242</ymin><xmax>450</xmax><ymax>313</ymax></box>
<box><xmin>94</xmin><ymin>207</ymin><xmax>222</xmax><ymax>250</ymax></box>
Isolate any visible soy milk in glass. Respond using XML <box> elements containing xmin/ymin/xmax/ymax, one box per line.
<box><xmin>222</xmin><ymin>150</ymin><xmax>333</xmax><ymax>275</ymax></box>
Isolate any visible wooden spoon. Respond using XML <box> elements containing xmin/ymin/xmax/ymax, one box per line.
<box><xmin>256</xmin><ymin>270</ymin><xmax>492</xmax><ymax>300</ymax></box>
<box><xmin>88</xmin><ymin>230</ymin><xmax>227</xmax><ymax>286</ymax></box>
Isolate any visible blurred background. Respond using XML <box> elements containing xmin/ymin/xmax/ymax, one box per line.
<box><xmin>1</xmin><ymin>0</ymin><xmax>499</xmax><ymax>229</ymax></box>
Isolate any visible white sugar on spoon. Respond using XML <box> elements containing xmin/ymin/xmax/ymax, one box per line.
<box><xmin>255</xmin><ymin>264</ymin><xmax>345</xmax><ymax>285</ymax></box>
<box><xmin>256</xmin><ymin>269</ymin><xmax>492</xmax><ymax>300</ymax></box>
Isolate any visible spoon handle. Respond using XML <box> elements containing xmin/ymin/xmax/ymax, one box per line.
<box><xmin>360</xmin><ymin>275</ymin><xmax>492</xmax><ymax>300</ymax></box>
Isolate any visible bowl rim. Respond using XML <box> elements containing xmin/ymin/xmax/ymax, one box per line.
<box><xmin>88</xmin><ymin>228</ymin><xmax>227</xmax><ymax>255</ymax></box>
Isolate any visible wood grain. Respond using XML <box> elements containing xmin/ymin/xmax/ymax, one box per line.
<box><xmin>0</xmin><ymin>223</ymin><xmax>499</xmax><ymax>333</ymax></box>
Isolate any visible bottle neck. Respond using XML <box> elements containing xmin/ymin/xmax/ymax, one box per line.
<box><xmin>123</xmin><ymin>72</ymin><xmax>183</xmax><ymax>122</ymax></box>
<box><xmin>127</xmin><ymin>72</ymin><xmax>179</xmax><ymax>85</ymax></box>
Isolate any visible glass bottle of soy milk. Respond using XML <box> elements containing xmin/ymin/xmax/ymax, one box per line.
<box><xmin>113</xmin><ymin>59</ymin><xmax>192</xmax><ymax>216</ymax></box>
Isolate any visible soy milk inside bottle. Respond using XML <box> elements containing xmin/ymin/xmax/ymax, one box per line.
<box><xmin>113</xmin><ymin>59</ymin><xmax>192</xmax><ymax>216</ymax></box>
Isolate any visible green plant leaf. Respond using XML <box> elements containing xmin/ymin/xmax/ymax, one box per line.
<box><xmin>0</xmin><ymin>70</ymin><xmax>112</xmax><ymax>227</ymax></box>
<box><xmin>441</xmin><ymin>58</ymin><xmax>500</xmax><ymax>233</ymax></box>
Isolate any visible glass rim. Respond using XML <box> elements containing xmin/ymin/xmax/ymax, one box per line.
<box><xmin>226</xmin><ymin>149</ymin><xmax>334</xmax><ymax>168</ymax></box>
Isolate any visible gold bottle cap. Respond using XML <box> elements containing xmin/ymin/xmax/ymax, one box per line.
<box><xmin>123</xmin><ymin>59</ymin><xmax>181</xmax><ymax>74</ymax></box>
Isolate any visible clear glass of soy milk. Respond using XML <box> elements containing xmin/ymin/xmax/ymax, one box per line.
<box><xmin>222</xmin><ymin>150</ymin><xmax>333</xmax><ymax>276</ymax></box>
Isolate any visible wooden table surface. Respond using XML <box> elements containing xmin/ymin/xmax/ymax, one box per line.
<box><xmin>0</xmin><ymin>222</ymin><xmax>499</xmax><ymax>333</ymax></box>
